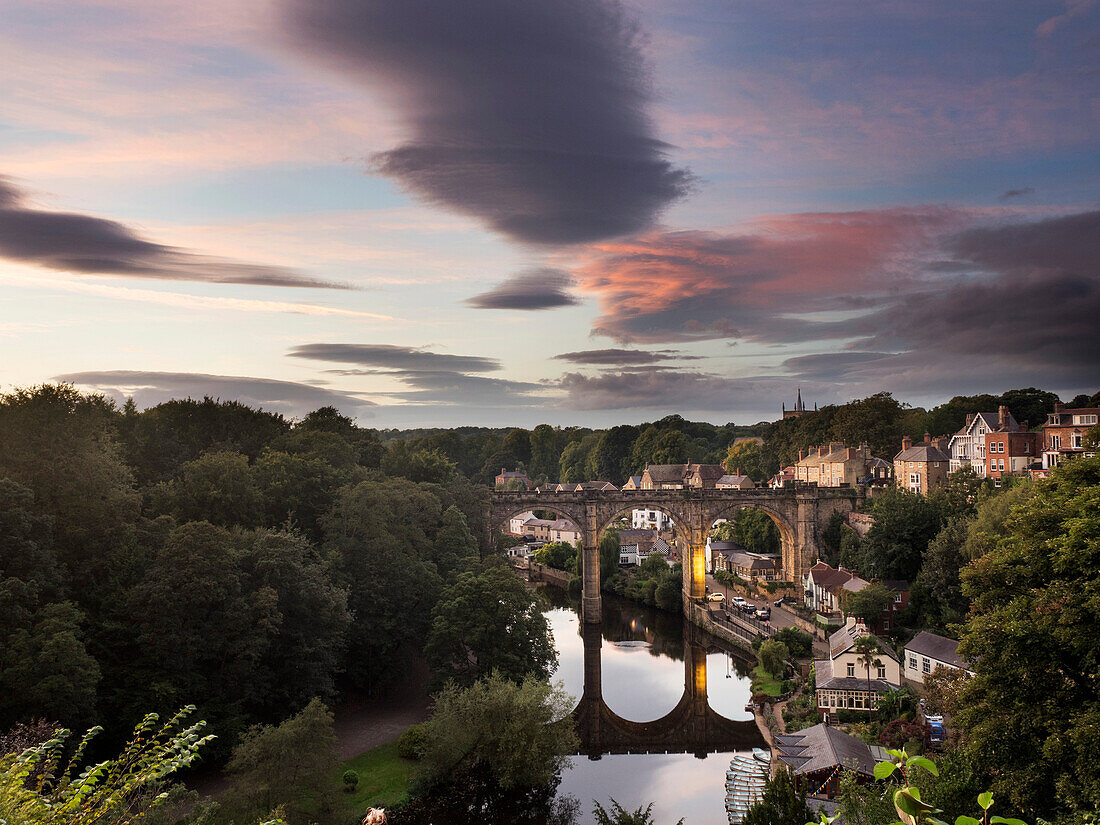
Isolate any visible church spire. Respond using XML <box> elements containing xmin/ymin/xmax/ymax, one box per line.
<box><xmin>796</xmin><ymin>387</ymin><xmax>804</xmax><ymax>412</ymax></box>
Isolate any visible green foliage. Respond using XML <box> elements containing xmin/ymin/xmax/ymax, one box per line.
<box><xmin>0</xmin><ymin>706</ymin><xmax>212</xmax><ymax>825</ymax></box>
<box><xmin>425</xmin><ymin>565</ymin><xmax>556</xmax><ymax>687</ymax></box>
<box><xmin>772</xmin><ymin>627</ymin><xmax>813</xmax><ymax>658</ymax></box>
<box><xmin>396</xmin><ymin>723</ymin><xmax>430</xmax><ymax>761</ymax></box>
<box><xmin>416</xmin><ymin>673</ymin><xmax>577</xmax><ymax>791</ymax></box>
<box><xmin>757</xmin><ymin>639</ymin><xmax>790</xmax><ymax>679</ymax></box>
<box><xmin>593</xmin><ymin>798</ymin><xmax>683</xmax><ymax>825</ymax></box>
<box><xmin>599</xmin><ymin>528</ymin><xmax>621</xmax><ymax>586</ymax></box>
<box><xmin>533</xmin><ymin>541</ymin><xmax>577</xmax><ymax>572</ymax></box>
<box><xmin>955</xmin><ymin>456</ymin><xmax>1100</xmax><ymax>819</ymax></box>
<box><xmin>724</xmin><ymin>439</ymin><xmax>769</xmax><ymax>482</ymax></box>
<box><xmin>341</xmin><ymin>769</ymin><xmax>359</xmax><ymax>791</ymax></box>
<box><xmin>742</xmin><ymin>768</ymin><xmax>813</xmax><ymax>825</ymax></box>
<box><xmin>433</xmin><ymin>505</ymin><xmax>480</xmax><ymax>577</ymax></box>
<box><xmin>840</xmin><ymin>581</ymin><xmax>894</xmax><ymax>623</ymax></box>
<box><xmin>149</xmin><ymin>450</ymin><xmax>262</xmax><ymax>527</ymax></box>
<box><xmin>863</xmin><ymin>486</ymin><xmax>946</xmax><ymax>581</ymax></box>
<box><xmin>223</xmin><ymin>697</ymin><xmax>338</xmax><ymax>822</ymax></box>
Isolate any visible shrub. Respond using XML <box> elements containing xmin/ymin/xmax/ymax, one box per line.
<box><xmin>342</xmin><ymin>769</ymin><xmax>359</xmax><ymax>792</ymax></box>
<box><xmin>396</xmin><ymin>722</ymin><xmax>430</xmax><ymax>760</ymax></box>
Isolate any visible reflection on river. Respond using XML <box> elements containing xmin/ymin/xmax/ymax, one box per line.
<box><xmin>540</xmin><ymin>587</ymin><xmax>766</xmax><ymax>825</ymax></box>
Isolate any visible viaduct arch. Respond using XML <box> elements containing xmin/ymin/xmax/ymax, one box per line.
<box><xmin>572</xmin><ymin>619</ymin><xmax>764</xmax><ymax>756</ymax></box>
<box><xmin>489</xmin><ymin>485</ymin><xmax>862</xmax><ymax>623</ymax></box>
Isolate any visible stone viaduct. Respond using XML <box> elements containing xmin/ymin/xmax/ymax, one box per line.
<box><xmin>489</xmin><ymin>485</ymin><xmax>863</xmax><ymax>623</ymax></box>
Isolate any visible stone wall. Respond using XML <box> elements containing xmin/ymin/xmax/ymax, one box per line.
<box><xmin>528</xmin><ymin>562</ymin><xmax>572</xmax><ymax>589</ymax></box>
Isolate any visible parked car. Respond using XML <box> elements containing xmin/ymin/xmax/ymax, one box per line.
<box><xmin>773</xmin><ymin>598</ymin><xmax>784</xmax><ymax>607</ymax></box>
<box><xmin>740</xmin><ymin>602</ymin><xmax>756</xmax><ymax>614</ymax></box>
<box><xmin>756</xmin><ymin>608</ymin><xmax>771</xmax><ymax>620</ymax></box>
<box><xmin>707</xmin><ymin>593</ymin><xmax>725</xmax><ymax>602</ymax></box>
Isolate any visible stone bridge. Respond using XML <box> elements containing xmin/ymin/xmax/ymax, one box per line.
<box><xmin>572</xmin><ymin>621</ymin><xmax>764</xmax><ymax>757</ymax></box>
<box><xmin>489</xmin><ymin>485</ymin><xmax>862</xmax><ymax>622</ymax></box>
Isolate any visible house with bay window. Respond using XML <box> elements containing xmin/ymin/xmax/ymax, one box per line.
<box><xmin>814</xmin><ymin>617</ymin><xmax>901</xmax><ymax>715</ymax></box>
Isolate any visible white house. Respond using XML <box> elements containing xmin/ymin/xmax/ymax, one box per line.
<box><xmin>814</xmin><ymin>617</ymin><xmax>901</xmax><ymax>714</ymax></box>
<box><xmin>619</xmin><ymin>535</ymin><xmax>672</xmax><ymax>566</ymax></box>
<box><xmin>903</xmin><ymin>631</ymin><xmax>973</xmax><ymax>684</ymax></box>
<box><xmin>803</xmin><ymin>562</ymin><xmax>868</xmax><ymax>613</ymax></box>
<box><xmin>633</xmin><ymin>508</ymin><xmax>673</xmax><ymax>530</ymax></box>
<box><xmin>948</xmin><ymin>408</ymin><xmax>1020</xmax><ymax>477</ymax></box>
<box><xmin>509</xmin><ymin>511</ymin><xmax>536</xmax><ymax>535</ymax></box>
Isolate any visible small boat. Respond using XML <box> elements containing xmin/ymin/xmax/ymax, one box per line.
<box><xmin>725</xmin><ymin>751</ymin><xmax>769</xmax><ymax>823</ymax></box>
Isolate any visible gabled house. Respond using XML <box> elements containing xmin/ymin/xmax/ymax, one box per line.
<box><xmin>794</xmin><ymin>443</ymin><xmax>885</xmax><ymax>487</ymax></box>
<box><xmin>632</xmin><ymin>507</ymin><xmax>673</xmax><ymax>530</ymax></box>
<box><xmin>1042</xmin><ymin>402</ymin><xmax>1100</xmax><ymax>469</ymax></box>
<box><xmin>576</xmin><ymin>480</ymin><xmax>618</xmax><ymax>491</ymax></box>
<box><xmin>804</xmin><ymin>562</ymin><xmax>868</xmax><ymax>613</ymax></box>
<box><xmin>894</xmin><ymin>434</ymin><xmax>950</xmax><ymax>494</ymax></box>
<box><xmin>622</xmin><ymin>475</ymin><xmax>643</xmax><ymax>490</ymax></box>
<box><xmin>709</xmin><ymin>540</ymin><xmax>777</xmax><ymax>580</ymax></box>
<box><xmin>775</xmin><ymin>723</ymin><xmax>889</xmax><ymax>800</ymax></box>
<box><xmin>618</xmin><ymin>530</ymin><xmax>672</xmax><ymax>566</ymax></box>
<box><xmin>509</xmin><ymin>511</ymin><xmax>537</xmax><ymax>535</ymax></box>
<box><xmin>904</xmin><ymin>631</ymin><xmax>974</xmax><ymax>684</ymax></box>
<box><xmin>640</xmin><ymin>464</ymin><xmax>688</xmax><ymax>490</ymax></box>
<box><xmin>768</xmin><ymin>466</ymin><xmax>796</xmax><ymax>488</ymax></box>
<box><xmin>814</xmin><ymin>617</ymin><xmax>901</xmax><ymax>714</ymax></box>
<box><xmin>948</xmin><ymin>407</ymin><xmax>1021</xmax><ymax>477</ymax></box>
<box><xmin>684</xmin><ymin>463</ymin><xmax>727</xmax><ymax>488</ymax></box>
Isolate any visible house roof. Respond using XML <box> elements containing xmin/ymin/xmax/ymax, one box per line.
<box><xmin>905</xmin><ymin>631</ymin><xmax>964</xmax><ymax>668</ymax></box>
<box><xmin>625</xmin><ymin>475</ymin><xmax>642</xmax><ymax>487</ymax></box>
<box><xmin>894</xmin><ymin>444</ymin><xmax>950</xmax><ymax>462</ymax></box>
<box><xmin>814</xmin><ymin>659</ymin><xmax>898</xmax><ymax>694</ymax></box>
<box><xmin>686</xmin><ymin>463</ymin><xmax>726</xmax><ymax>482</ymax></box>
<box><xmin>828</xmin><ymin>621</ymin><xmax>899</xmax><ymax>662</ymax></box>
<box><xmin>643</xmin><ymin>463</ymin><xmax>688</xmax><ymax>483</ymax></box>
<box><xmin>577</xmin><ymin>480</ymin><xmax>618</xmax><ymax>490</ymax></box>
<box><xmin>774</xmin><ymin>723</ymin><xmax>879</xmax><ymax>777</ymax></box>
<box><xmin>716</xmin><ymin>474</ymin><xmax>752</xmax><ymax>486</ymax></box>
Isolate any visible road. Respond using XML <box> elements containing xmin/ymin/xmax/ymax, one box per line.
<box><xmin>704</xmin><ymin>572</ymin><xmax>799</xmax><ymax>631</ymax></box>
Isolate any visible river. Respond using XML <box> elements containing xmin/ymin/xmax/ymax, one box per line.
<box><xmin>541</xmin><ymin>587</ymin><xmax>767</xmax><ymax>825</ymax></box>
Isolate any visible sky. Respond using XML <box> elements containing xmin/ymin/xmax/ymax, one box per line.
<box><xmin>1</xmin><ymin>0</ymin><xmax>1097</xmax><ymax>427</ymax></box>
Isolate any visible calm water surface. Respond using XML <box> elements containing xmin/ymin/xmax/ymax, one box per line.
<box><xmin>541</xmin><ymin>589</ymin><xmax>765</xmax><ymax>825</ymax></box>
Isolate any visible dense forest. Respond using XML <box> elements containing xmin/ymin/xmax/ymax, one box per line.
<box><xmin>1</xmin><ymin>382</ymin><xmax>1098</xmax><ymax>824</ymax></box>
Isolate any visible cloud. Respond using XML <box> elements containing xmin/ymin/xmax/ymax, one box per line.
<box><xmin>999</xmin><ymin>187</ymin><xmax>1035</xmax><ymax>200</ymax></box>
<box><xmin>574</xmin><ymin>208</ymin><xmax>961</xmax><ymax>344</ymax></box>
<box><xmin>287</xmin><ymin>342</ymin><xmax>501</xmax><ymax>373</ymax></box>
<box><xmin>553</xmin><ymin>348</ymin><xmax>699</xmax><ymax>365</ymax></box>
<box><xmin>55</xmin><ymin>370</ymin><xmax>375</xmax><ymax>418</ymax></box>
<box><xmin>0</xmin><ymin>177</ymin><xmax>342</xmax><ymax>288</ymax></box>
<box><xmin>466</xmin><ymin>268</ymin><xmax>580</xmax><ymax>310</ymax></box>
<box><xmin>364</xmin><ymin>369</ymin><xmax>550</xmax><ymax>406</ymax></box>
<box><xmin>556</xmin><ymin>366</ymin><xmax>796</xmax><ymax>411</ymax></box>
<box><xmin>281</xmin><ymin>0</ymin><xmax>692</xmax><ymax>244</ymax></box>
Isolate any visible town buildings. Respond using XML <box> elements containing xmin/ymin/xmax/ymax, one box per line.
<box><xmin>639</xmin><ymin>463</ymin><xmax>726</xmax><ymax>490</ymax></box>
<box><xmin>794</xmin><ymin>443</ymin><xmax>890</xmax><ymax>487</ymax></box>
<box><xmin>904</xmin><ymin>631</ymin><xmax>973</xmax><ymax>685</ymax></box>
<box><xmin>508</xmin><ymin>511</ymin><xmax>581</xmax><ymax>544</ymax></box>
<box><xmin>803</xmin><ymin>562</ymin><xmax>908</xmax><ymax>632</ymax></box>
<box><xmin>709</xmin><ymin>539</ymin><xmax>777</xmax><ymax>580</ymax></box>
<box><xmin>632</xmin><ymin>507</ymin><xmax>673</xmax><ymax>530</ymax></box>
<box><xmin>781</xmin><ymin>388</ymin><xmax>816</xmax><ymax>419</ymax></box>
<box><xmin>894</xmin><ymin>434</ymin><xmax>950</xmax><ymax>494</ymax></box>
<box><xmin>814</xmin><ymin>618</ymin><xmax>901</xmax><ymax>715</ymax></box>
<box><xmin>715</xmin><ymin>473</ymin><xmax>755</xmax><ymax>489</ymax></box>
<box><xmin>1042</xmin><ymin>402</ymin><xmax>1100</xmax><ymax>469</ymax></box>
<box><xmin>618</xmin><ymin>529</ymin><xmax>672</xmax><ymax>566</ymax></box>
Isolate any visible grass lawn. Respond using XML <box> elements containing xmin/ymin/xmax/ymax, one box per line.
<box><xmin>752</xmin><ymin>664</ymin><xmax>783</xmax><ymax>697</ymax></box>
<box><xmin>337</xmin><ymin>741</ymin><xmax>420</xmax><ymax>811</ymax></box>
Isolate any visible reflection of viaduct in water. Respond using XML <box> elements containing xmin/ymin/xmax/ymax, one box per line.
<box><xmin>572</xmin><ymin>621</ymin><xmax>765</xmax><ymax>758</ymax></box>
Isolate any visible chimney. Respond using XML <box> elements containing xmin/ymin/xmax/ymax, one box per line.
<box><xmin>818</xmin><ymin>446</ymin><xmax>828</xmax><ymax>457</ymax></box>
<box><xmin>965</xmin><ymin>413</ymin><xmax>974</xmax><ymax>426</ymax></box>
<box><xmin>1054</xmin><ymin>401</ymin><xmax>1064</xmax><ymax>414</ymax></box>
<box><xmin>847</xmin><ymin>447</ymin><xmax>854</xmax><ymax>460</ymax></box>
<box><xmin>902</xmin><ymin>435</ymin><xmax>912</xmax><ymax>451</ymax></box>
<box><xmin>998</xmin><ymin>405</ymin><xmax>1008</xmax><ymax>429</ymax></box>
<box><xmin>830</xmin><ymin>441</ymin><xmax>843</xmax><ymax>453</ymax></box>
<box><xmin>798</xmin><ymin>449</ymin><xmax>804</xmax><ymax>461</ymax></box>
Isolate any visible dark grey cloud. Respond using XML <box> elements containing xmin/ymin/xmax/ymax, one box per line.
<box><xmin>55</xmin><ymin>371</ymin><xmax>375</xmax><ymax>418</ymax></box>
<box><xmin>781</xmin><ymin>352</ymin><xmax>897</xmax><ymax>382</ymax></box>
<box><xmin>466</xmin><ymin>268</ymin><xmax>580</xmax><ymax>310</ymax></box>
<box><xmin>0</xmin><ymin>177</ymin><xmax>343</xmax><ymax>289</ymax></box>
<box><xmin>282</xmin><ymin>0</ymin><xmax>692</xmax><ymax>244</ymax></box>
<box><xmin>556</xmin><ymin>367</ymin><xmax>800</xmax><ymax>411</ymax></box>
<box><xmin>553</xmin><ymin>348</ymin><xmax>700</xmax><ymax>365</ymax></box>
<box><xmin>999</xmin><ymin>187</ymin><xmax>1034</xmax><ymax>200</ymax></box>
<box><xmin>288</xmin><ymin>343</ymin><xmax>501</xmax><ymax>373</ymax></box>
<box><xmin>371</xmin><ymin>370</ymin><xmax>548</xmax><ymax>405</ymax></box>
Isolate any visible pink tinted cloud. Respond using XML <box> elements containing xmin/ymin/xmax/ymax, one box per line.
<box><xmin>572</xmin><ymin>208</ymin><xmax>963</xmax><ymax>343</ymax></box>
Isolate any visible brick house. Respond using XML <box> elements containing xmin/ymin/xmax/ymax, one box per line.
<box><xmin>794</xmin><ymin>443</ymin><xmax>888</xmax><ymax>487</ymax></box>
<box><xmin>495</xmin><ymin>468</ymin><xmax>533</xmax><ymax>490</ymax></box>
<box><xmin>715</xmin><ymin>473</ymin><xmax>755</xmax><ymax>489</ymax></box>
<box><xmin>894</xmin><ymin>434</ymin><xmax>950</xmax><ymax>494</ymax></box>
<box><xmin>639</xmin><ymin>463</ymin><xmax>726</xmax><ymax>490</ymax></box>
<box><xmin>985</xmin><ymin>429</ymin><xmax>1039</xmax><ymax>482</ymax></box>
<box><xmin>1042</xmin><ymin>402</ymin><xmax>1100</xmax><ymax>469</ymax></box>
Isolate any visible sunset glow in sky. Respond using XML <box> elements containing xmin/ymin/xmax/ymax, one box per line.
<box><xmin>2</xmin><ymin>0</ymin><xmax>1097</xmax><ymax>426</ymax></box>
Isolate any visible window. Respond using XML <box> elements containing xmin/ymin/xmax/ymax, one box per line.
<box><xmin>922</xmin><ymin>658</ymin><xmax>931</xmax><ymax>674</ymax></box>
<box><xmin>847</xmin><ymin>663</ymin><xmax>855</xmax><ymax>678</ymax></box>
<box><xmin>877</xmin><ymin>665</ymin><xmax>887</xmax><ymax>679</ymax></box>
<box><xmin>895</xmin><ymin>593</ymin><xmax>903</xmax><ymax>602</ymax></box>
<box><xmin>908</xmin><ymin>656</ymin><xmax>917</xmax><ymax>670</ymax></box>
<box><xmin>1024</xmin><ymin>442</ymin><xmax>1030</xmax><ymax>454</ymax></box>
<box><xmin>1051</xmin><ymin>435</ymin><xmax>1061</xmax><ymax>450</ymax></box>
<box><xmin>999</xmin><ymin>459</ymin><xmax>1005</xmax><ymax>471</ymax></box>
<box><xmin>1072</xmin><ymin>434</ymin><xmax>1083</xmax><ymax>448</ymax></box>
